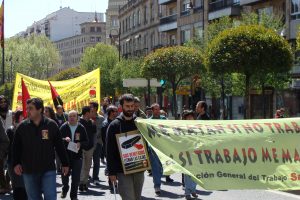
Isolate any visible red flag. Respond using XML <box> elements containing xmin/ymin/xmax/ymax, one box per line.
<box><xmin>21</xmin><ymin>78</ymin><xmax>30</xmax><ymax>118</ymax></box>
<box><xmin>0</xmin><ymin>1</ymin><xmax>4</xmax><ymax>48</ymax></box>
<box><xmin>48</xmin><ymin>80</ymin><xmax>64</xmax><ymax>108</ymax></box>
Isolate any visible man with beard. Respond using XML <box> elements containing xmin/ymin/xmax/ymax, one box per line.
<box><xmin>106</xmin><ymin>94</ymin><xmax>145</xmax><ymax>200</ymax></box>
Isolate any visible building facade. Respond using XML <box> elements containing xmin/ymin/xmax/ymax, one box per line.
<box><xmin>16</xmin><ymin>7</ymin><xmax>104</xmax><ymax>42</ymax></box>
<box><xmin>106</xmin><ymin>0</ymin><xmax>128</xmax><ymax>45</ymax></box>
<box><xmin>54</xmin><ymin>21</ymin><xmax>106</xmax><ymax>70</ymax></box>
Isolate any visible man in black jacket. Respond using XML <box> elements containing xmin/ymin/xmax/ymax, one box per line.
<box><xmin>60</xmin><ymin>110</ymin><xmax>89</xmax><ymax>200</ymax></box>
<box><xmin>196</xmin><ymin>101</ymin><xmax>210</xmax><ymax>120</ymax></box>
<box><xmin>102</xmin><ymin>105</ymin><xmax>118</xmax><ymax>192</ymax></box>
<box><xmin>12</xmin><ymin>98</ymin><xmax>69</xmax><ymax>200</ymax></box>
<box><xmin>79</xmin><ymin>106</ymin><xmax>96</xmax><ymax>192</ymax></box>
<box><xmin>106</xmin><ymin>94</ymin><xmax>145</xmax><ymax>200</ymax></box>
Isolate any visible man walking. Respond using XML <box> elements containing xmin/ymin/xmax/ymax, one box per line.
<box><xmin>79</xmin><ymin>106</ymin><xmax>96</xmax><ymax>192</ymax></box>
<box><xmin>60</xmin><ymin>110</ymin><xmax>89</xmax><ymax>200</ymax></box>
<box><xmin>12</xmin><ymin>98</ymin><xmax>69</xmax><ymax>200</ymax></box>
<box><xmin>90</xmin><ymin>102</ymin><xmax>105</xmax><ymax>185</ymax></box>
<box><xmin>106</xmin><ymin>94</ymin><xmax>145</xmax><ymax>200</ymax></box>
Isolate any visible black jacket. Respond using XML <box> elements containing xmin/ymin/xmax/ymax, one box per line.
<box><xmin>79</xmin><ymin>118</ymin><xmax>96</xmax><ymax>151</ymax></box>
<box><xmin>197</xmin><ymin>113</ymin><xmax>210</xmax><ymax>120</ymax></box>
<box><xmin>106</xmin><ymin>113</ymin><xmax>137</xmax><ymax>176</ymax></box>
<box><xmin>101</xmin><ymin>118</ymin><xmax>113</xmax><ymax>150</ymax></box>
<box><xmin>12</xmin><ymin>117</ymin><xmax>69</xmax><ymax>174</ymax></box>
<box><xmin>60</xmin><ymin>122</ymin><xmax>89</xmax><ymax>160</ymax></box>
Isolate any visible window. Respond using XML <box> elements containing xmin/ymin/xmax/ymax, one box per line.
<box><xmin>81</xmin><ymin>28</ymin><xmax>85</xmax><ymax>33</ymax></box>
<box><xmin>292</xmin><ymin>0</ymin><xmax>300</xmax><ymax>14</ymax></box>
<box><xmin>97</xmin><ymin>27</ymin><xmax>101</xmax><ymax>32</ymax></box>
<box><xmin>129</xmin><ymin>15</ymin><xmax>132</xmax><ymax>29</ymax></box>
<box><xmin>144</xmin><ymin>6</ymin><xmax>148</xmax><ymax>24</ymax></box>
<box><xmin>90</xmin><ymin>37</ymin><xmax>95</xmax><ymax>42</ymax></box>
<box><xmin>195</xmin><ymin>0</ymin><xmax>203</xmax><ymax>8</ymax></box>
<box><xmin>170</xmin><ymin>35</ymin><xmax>176</xmax><ymax>45</ymax></box>
<box><xmin>181</xmin><ymin>29</ymin><xmax>191</xmax><ymax>43</ymax></box>
<box><xmin>257</xmin><ymin>7</ymin><xmax>273</xmax><ymax>22</ymax></box>
<box><xmin>181</xmin><ymin>0</ymin><xmax>191</xmax><ymax>16</ymax></box>
<box><xmin>137</xmin><ymin>10</ymin><xmax>141</xmax><ymax>25</ymax></box>
<box><xmin>150</xmin><ymin>3</ymin><xmax>154</xmax><ymax>21</ymax></box>
<box><xmin>90</xmin><ymin>27</ymin><xmax>95</xmax><ymax>32</ymax></box>
<box><xmin>96</xmin><ymin>37</ymin><xmax>101</xmax><ymax>42</ymax></box>
<box><xmin>133</xmin><ymin>13</ymin><xmax>136</xmax><ymax>27</ymax></box>
<box><xmin>194</xmin><ymin>26</ymin><xmax>203</xmax><ymax>38</ymax></box>
<box><xmin>111</xmin><ymin>17</ymin><xmax>118</xmax><ymax>26</ymax></box>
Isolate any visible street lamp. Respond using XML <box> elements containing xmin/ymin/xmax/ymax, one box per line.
<box><xmin>109</xmin><ymin>28</ymin><xmax>121</xmax><ymax>61</ymax></box>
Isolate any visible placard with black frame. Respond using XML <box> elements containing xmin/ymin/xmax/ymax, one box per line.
<box><xmin>116</xmin><ymin>130</ymin><xmax>151</xmax><ymax>175</ymax></box>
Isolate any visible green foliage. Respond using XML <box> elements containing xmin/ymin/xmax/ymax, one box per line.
<box><xmin>111</xmin><ymin>58</ymin><xmax>144</xmax><ymax>95</ymax></box>
<box><xmin>142</xmin><ymin>46</ymin><xmax>204</xmax><ymax>85</ymax></box>
<box><xmin>1</xmin><ymin>35</ymin><xmax>60</xmax><ymax>81</ymax></box>
<box><xmin>206</xmin><ymin>25</ymin><xmax>293</xmax><ymax>76</ymax></box>
<box><xmin>80</xmin><ymin>43</ymin><xmax>119</xmax><ymax>97</ymax></box>
<box><xmin>0</xmin><ymin>83</ymin><xmax>14</xmax><ymax>104</ymax></box>
<box><xmin>142</xmin><ymin>46</ymin><xmax>204</xmax><ymax>117</ymax></box>
<box><xmin>49</xmin><ymin>67</ymin><xmax>86</xmax><ymax>81</ymax></box>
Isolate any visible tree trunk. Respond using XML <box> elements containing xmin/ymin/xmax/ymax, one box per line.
<box><xmin>221</xmin><ymin>76</ymin><xmax>225</xmax><ymax>120</ymax></box>
<box><xmin>172</xmin><ymin>82</ymin><xmax>177</xmax><ymax>119</ymax></box>
<box><xmin>262</xmin><ymin>82</ymin><xmax>266</xmax><ymax>119</ymax></box>
<box><xmin>244</xmin><ymin>74</ymin><xmax>250</xmax><ymax>119</ymax></box>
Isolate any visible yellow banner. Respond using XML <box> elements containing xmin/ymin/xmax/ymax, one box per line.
<box><xmin>12</xmin><ymin>68</ymin><xmax>100</xmax><ymax>112</ymax></box>
<box><xmin>135</xmin><ymin>118</ymin><xmax>300</xmax><ymax>190</ymax></box>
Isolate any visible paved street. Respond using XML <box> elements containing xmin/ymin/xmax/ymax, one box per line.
<box><xmin>1</xmin><ymin>165</ymin><xmax>300</xmax><ymax>200</ymax></box>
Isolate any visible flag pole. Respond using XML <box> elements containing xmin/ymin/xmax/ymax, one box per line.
<box><xmin>1</xmin><ymin>0</ymin><xmax>4</xmax><ymax>85</ymax></box>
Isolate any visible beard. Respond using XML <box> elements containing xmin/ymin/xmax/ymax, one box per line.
<box><xmin>0</xmin><ymin>105</ymin><xmax>8</xmax><ymax>113</ymax></box>
<box><xmin>123</xmin><ymin>109</ymin><xmax>134</xmax><ymax>117</ymax></box>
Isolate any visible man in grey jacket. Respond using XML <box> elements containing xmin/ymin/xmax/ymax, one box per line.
<box><xmin>0</xmin><ymin>117</ymin><xmax>9</xmax><ymax>194</ymax></box>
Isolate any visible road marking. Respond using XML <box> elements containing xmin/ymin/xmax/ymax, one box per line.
<box><xmin>268</xmin><ymin>190</ymin><xmax>300</xmax><ymax>199</ymax></box>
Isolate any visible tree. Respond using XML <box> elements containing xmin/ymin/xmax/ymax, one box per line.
<box><xmin>49</xmin><ymin>67</ymin><xmax>85</xmax><ymax>81</ymax></box>
<box><xmin>1</xmin><ymin>35</ymin><xmax>60</xmax><ymax>81</ymax></box>
<box><xmin>206</xmin><ymin>25</ymin><xmax>293</xmax><ymax>118</ymax></box>
<box><xmin>110</xmin><ymin>58</ymin><xmax>144</xmax><ymax>96</ymax></box>
<box><xmin>80</xmin><ymin>43</ymin><xmax>118</xmax><ymax>97</ymax></box>
<box><xmin>142</xmin><ymin>46</ymin><xmax>204</xmax><ymax>118</ymax></box>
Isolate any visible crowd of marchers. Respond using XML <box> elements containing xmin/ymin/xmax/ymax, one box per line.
<box><xmin>0</xmin><ymin>94</ymin><xmax>211</xmax><ymax>200</ymax></box>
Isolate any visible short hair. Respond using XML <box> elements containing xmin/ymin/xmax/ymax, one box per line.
<box><xmin>151</xmin><ymin>103</ymin><xmax>160</xmax><ymax>110</ymax></box>
<box><xmin>56</xmin><ymin>105</ymin><xmax>63</xmax><ymax>109</ymax></box>
<box><xmin>45</xmin><ymin>106</ymin><xmax>56</xmax><ymax>120</ymax></box>
<box><xmin>107</xmin><ymin>105</ymin><xmax>118</xmax><ymax>116</ymax></box>
<box><xmin>0</xmin><ymin>95</ymin><xmax>9</xmax><ymax>105</ymax></box>
<box><xmin>14</xmin><ymin>110</ymin><xmax>23</xmax><ymax>123</ymax></box>
<box><xmin>81</xmin><ymin>106</ymin><xmax>91</xmax><ymax>115</ymax></box>
<box><xmin>27</xmin><ymin>98</ymin><xmax>44</xmax><ymax>114</ymax></box>
<box><xmin>182</xmin><ymin>110</ymin><xmax>195</xmax><ymax>120</ymax></box>
<box><xmin>197</xmin><ymin>101</ymin><xmax>207</xmax><ymax>112</ymax></box>
<box><xmin>119</xmin><ymin>94</ymin><xmax>134</xmax><ymax>106</ymax></box>
<box><xmin>89</xmin><ymin>101</ymin><xmax>99</xmax><ymax>110</ymax></box>
<box><xmin>68</xmin><ymin>110</ymin><xmax>78</xmax><ymax>117</ymax></box>
<box><xmin>145</xmin><ymin>106</ymin><xmax>151</xmax><ymax>111</ymax></box>
<box><xmin>134</xmin><ymin>97</ymin><xmax>140</xmax><ymax>103</ymax></box>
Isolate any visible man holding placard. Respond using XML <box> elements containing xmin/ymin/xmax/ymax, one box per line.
<box><xmin>106</xmin><ymin>94</ymin><xmax>149</xmax><ymax>200</ymax></box>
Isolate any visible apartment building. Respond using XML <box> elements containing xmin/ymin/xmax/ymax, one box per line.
<box><xmin>106</xmin><ymin>0</ymin><xmax>128</xmax><ymax>45</ymax></box>
<box><xmin>16</xmin><ymin>7</ymin><xmax>104</xmax><ymax>42</ymax></box>
<box><xmin>54</xmin><ymin>21</ymin><xmax>106</xmax><ymax>70</ymax></box>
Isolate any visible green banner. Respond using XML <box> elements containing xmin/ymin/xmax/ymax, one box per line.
<box><xmin>135</xmin><ymin>118</ymin><xmax>300</xmax><ymax>190</ymax></box>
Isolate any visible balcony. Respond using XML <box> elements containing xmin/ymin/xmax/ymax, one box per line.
<box><xmin>159</xmin><ymin>14</ymin><xmax>177</xmax><ymax>32</ymax></box>
<box><xmin>160</xmin><ymin>14</ymin><xmax>177</xmax><ymax>25</ymax></box>
<box><xmin>240</xmin><ymin>0</ymin><xmax>261</xmax><ymax>5</ymax></box>
<box><xmin>159</xmin><ymin>0</ymin><xmax>176</xmax><ymax>5</ymax></box>
<box><xmin>208</xmin><ymin>0</ymin><xmax>240</xmax><ymax>20</ymax></box>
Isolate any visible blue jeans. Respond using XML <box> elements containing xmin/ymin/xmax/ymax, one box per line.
<box><xmin>23</xmin><ymin>170</ymin><xmax>56</xmax><ymax>200</ymax></box>
<box><xmin>92</xmin><ymin>143</ymin><xmax>101</xmax><ymax>180</ymax></box>
<box><xmin>62</xmin><ymin>158</ymin><xmax>82</xmax><ymax>199</ymax></box>
<box><xmin>148</xmin><ymin>147</ymin><xmax>163</xmax><ymax>189</ymax></box>
<box><xmin>184</xmin><ymin>174</ymin><xmax>197</xmax><ymax>195</ymax></box>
